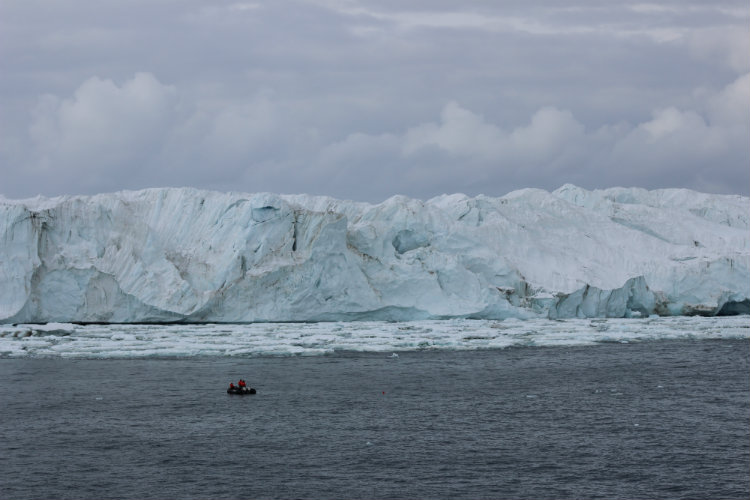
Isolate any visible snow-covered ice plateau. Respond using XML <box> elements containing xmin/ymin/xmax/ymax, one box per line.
<box><xmin>0</xmin><ymin>185</ymin><xmax>748</xmax><ymax>323</ymax></box>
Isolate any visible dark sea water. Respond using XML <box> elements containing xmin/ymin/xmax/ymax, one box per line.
<box><xmin>1</xmin><ymin>339</ymin><xmax>748</xmax><ymax>500</ymax></box>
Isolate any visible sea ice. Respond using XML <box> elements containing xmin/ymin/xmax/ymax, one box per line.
<box><xmin>0</xmin><ymin>316</ymin><xmax>747</xmax><ymax>358</ymax></box>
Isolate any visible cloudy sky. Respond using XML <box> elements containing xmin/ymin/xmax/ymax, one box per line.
<box><xmin>1</xmin><ymin>0</ymin><xmax>748</xmax><ymax>202</ymax></box>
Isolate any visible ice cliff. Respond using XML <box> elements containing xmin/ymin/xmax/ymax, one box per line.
<box><xmin>1</xmin><ymin>185</ymin><xmax>748</xmax><ymax>323</ymax></box>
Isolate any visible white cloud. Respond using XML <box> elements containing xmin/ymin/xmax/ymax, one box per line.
<box><xmin>319</xmin><ymin>2</ymin><xmax>717</xmax><ymax>43</ymax></box>
<box><xmin>687</xmin><ymin>26</ymin><xmax>750</xmax><ymax>73</ymax></box>
<box><xmin>403</xmin><ymin>102</ymin><xmax>504</xmax><ymax>158</ymax></box>
<box><xmin>25</xmin><ymin>73</ymin><xmax>301</xmax><ymax>192</ymax></box>
<box><xmin>12</xmin><ymin>66</ymin><xmax>750</xmax><ymax>201</ymax></box>
<box><xmin>639</xmin><ymin>107</ymin><xmax>708</xmax><ymax>141</ymax></box>
<box><xmin>228</xmin><ymin>3</ymin><xmax>261</xmax><ymax>12</ymax></box>
<box><xmin>507</xmin><ymin>107</ymin><xmax>585</xmax><ymax>164</ymax></box>
<box><xmin>29</xmin><ymin>73</ymin><xmax>178</xmax><ymax>188</ymax></box>
<box><xmin>3</xmin><ymin>0</ymin><xmax>748</xmax><ymax>200</ymax></box>
<box><xmin>707</xmin><ymin>72</ymin><xmax>750</xmax><ymax>127</ymax></box>
<box><xmin>400</xmin><ymin>103</ymin><xmax>587</xmax><ymax>171</ymax></box>
<box><xmin>311</xmin><ymin>73</ymin><xmax>749</xmax><ymax>197</ymax></box>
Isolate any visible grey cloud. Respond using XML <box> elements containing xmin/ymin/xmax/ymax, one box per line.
<box><xmin>1</xmin><ymin>0</ymin><xmax>748</xmax><ymax>201</ymax></box>
<box><xmin>307</xmin><ymin>73</ymin><xmax>750</xmax><ymax>199</ymax></box>
<box><xmin>687</xmin><ymin>26</ymin><xmax>750</xmax><ymax>73</ymax></box>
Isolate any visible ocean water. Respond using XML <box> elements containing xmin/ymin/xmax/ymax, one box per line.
<box><xmin>0</xmin><ymin>321</ymin><xmax>748</xmax><ymax>499</ymax></box>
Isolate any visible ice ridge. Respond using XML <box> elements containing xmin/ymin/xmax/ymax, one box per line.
<box><xmin>1</xmin><ymin>185</ymin><xmax>748</xmax><ymax>323</ymax></box>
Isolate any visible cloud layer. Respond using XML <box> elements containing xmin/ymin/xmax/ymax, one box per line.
<box><xmin>1</xmin><ymin>1</ymin><xmax>748</xmax><ymax>201</ymax></box>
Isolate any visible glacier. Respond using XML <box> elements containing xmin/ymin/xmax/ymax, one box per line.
<box><xmin>0</xmin><ymin>184</ymin><xmax>748</xmax><ymax>323</ymax></box>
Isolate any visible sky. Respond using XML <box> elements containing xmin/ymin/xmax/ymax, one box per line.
<box><xmin>1</xmin><ymin>0</ymin><xmax>748</xmax><ymax>202</ymax></box>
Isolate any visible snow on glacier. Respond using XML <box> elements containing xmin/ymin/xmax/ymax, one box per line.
<box><xmin>0</xmin><ymin>185</ymin><xmax>748</xmax><ymax>323</ymax></box>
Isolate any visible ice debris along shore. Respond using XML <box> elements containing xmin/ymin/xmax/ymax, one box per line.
<box><xmin>1</xmin><ymin>316</ymin><xmax>748</xmax><ymax>358</ymax></box>
<box><xmin>0</xmin><ymin>185</ymin><xmax>748</xmax><ymax>323</ymax></box>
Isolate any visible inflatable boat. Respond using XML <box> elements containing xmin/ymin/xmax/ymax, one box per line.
<box><xmin>227</xmin><ymin>386</ymin><xmax>256</xmax><ymax>395</ymax></box>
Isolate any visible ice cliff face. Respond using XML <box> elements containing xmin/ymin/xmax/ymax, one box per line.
<box><xmin>1</xmin><ymin>185</ymin><xmax>748</xmax><ymax>323</ymax></box>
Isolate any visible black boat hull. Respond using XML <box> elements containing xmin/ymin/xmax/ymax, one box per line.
<box><xmin>227</xmin><ymin>387</ymin><xmax>256</xmax><ymax>395</ymax></box>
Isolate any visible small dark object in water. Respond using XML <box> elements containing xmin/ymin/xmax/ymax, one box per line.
<box><xmin>227</xmin><ymin>386</ymin><xmax>256</xmax><ymax>395</ymax></box>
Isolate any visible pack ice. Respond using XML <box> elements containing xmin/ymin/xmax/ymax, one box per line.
<box><xmin>1</xmin><ymin>185</ymin><xmax>748</xmax><ymax>323</ymax></box>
